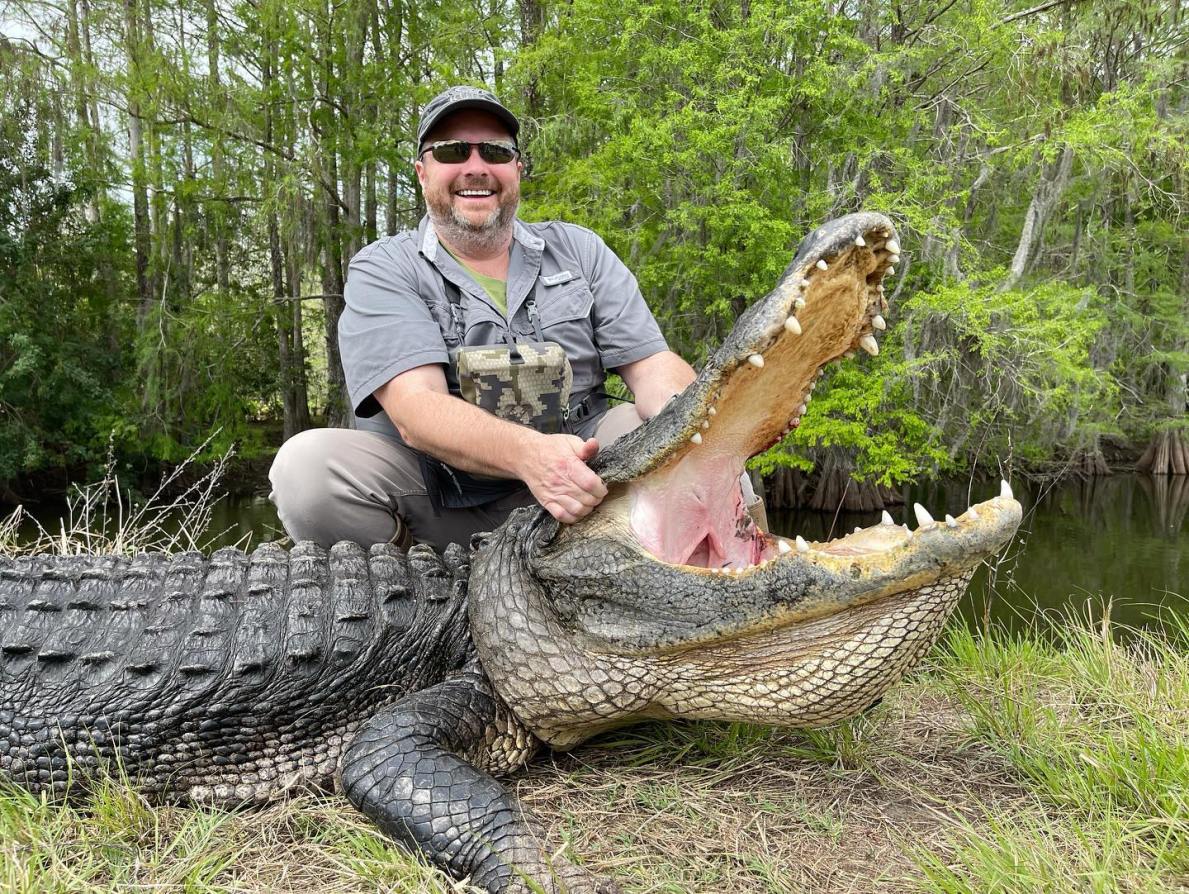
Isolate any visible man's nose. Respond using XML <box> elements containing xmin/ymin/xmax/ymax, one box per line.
<box><xmin>458</xmin><ymin>146</ymin><xmax>489</xmax><ymax>173</ymax></box>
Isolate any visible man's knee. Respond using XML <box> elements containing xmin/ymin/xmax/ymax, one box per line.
<box><xmin>268</xmin><ymin>428</ymin><xmax>343</xmax><ymax>514</ymax></box>
<box><xmin>269</xmin><ymin>428</ymin><xmax>412</xmax><ymax>547</ymax></box>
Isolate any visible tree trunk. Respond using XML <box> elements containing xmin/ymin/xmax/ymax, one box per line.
<box><xmin>263</xmin><ymin>18</ymin><xmax>311</xmax><ymax>441</ymax></box>
<box><xmin>1137</xmin><ymin>244</ymin><xmax>1189</xmax><ymax>475</ymax></box>
<box><xmin>206</xmin><ymin>0</ymin><xmax>230</xmax><ymax>292</ymax></box>
<box><xmin>123</xmin><ymin>0</ymin><xmax>153</xmax><ymax>327</ymax></box>
<box><xmin>999</xmin><ymin>144</ymin><xmax>1074</xmax><ymax>292</ymax></box>
<box><xmin>318</xmin><ymin>3</ymin><xmax>350</xmax><ymax>428</ymax></box>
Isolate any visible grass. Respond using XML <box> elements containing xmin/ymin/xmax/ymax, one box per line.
<box><xmin>2</xmin><ymin>467</ymin><xmax>1185</xmax><ymax>892</ymax></box>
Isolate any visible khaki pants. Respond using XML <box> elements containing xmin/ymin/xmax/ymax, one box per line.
<box><xmin>268</xmin><ymin>404</ymin><xmax>645</xmax><ymax>553</ymax></box>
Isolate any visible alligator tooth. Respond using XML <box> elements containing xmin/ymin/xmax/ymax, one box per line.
<box><xmin>853</xmin><ymin>526</ymin><xmax>862</xmax><ymax>534</ymax></box>
<box><xmin>795</xmin><ymin>535</ymin><xmax>810</xmax><ymax>553</ymax></box>
<box><xmin>871</xmin><ymin>314</ymin><xmax>887</xmax><ymax>331</ymax></box>
<box><xmin>888</xmin><ymin>266</ymin><xmax>896</xmax><ymax>276</ymax></box>
<box><xmin>1000</xmin><ymin>479</ymin><xmax>1013</xmax><ymax>500</ymax></box>
<box><xmin>816</xmin><ymin>259</ymin><xmax>828</xmax><ymax>271</ymax></box>
<box><xmin>914</xmin><ymin>503</ymin><xmax>935</xmax><ymax>527</ymax></box>
<box><xmin>798</xmin><ymin>403</ymin><xmax>807</xmax><ymax>415</ymax></box>
<box><xmin>690</xmin><ymin>433</ymin><xmax>703</xmax><ymax>445</ymax></box>
<box><xmin>701</xmin><ymin>420</ymin><xmax>710</xmax><ymax>429</ymax></box>
<box><xmin>859</xmin><ymin>335</ymin><xmax>879</xmax><ymax>356</ymax></box>
<box><xmin>967</xmin><ymin>507</ymin><xmax>979</xmax><ymax>520</ymax></box>
<box><xmin>844</xmin><ymin>350</ymin><xmax>856</xmax><ymax>359</ymax></box>
<box><xmin>748</xmin><ymin>353</ymin><xmax>765</xmax><ymax>368</ymax></box>
<box><xmin>794</xmin><ymin>296</ymin><xmax>806</xmax><ymax>310</ymax></box>
<box><xmin>888</xmin><ymin>254</ymin><xmax>901</xmax><ymax>265</ymax></box>
<box><xmin>777</xmin><ymin>539</ymin><xmax>791</xmax><ymax>554</ymax></box>
<box><xmin>784</xmin><ymin>316</ymin><xmax>802</xmax><ymax>336</ymax></box>
<box><xmin>881</xmin><ymin>228</ymin><xmax>891</xmax><ymax>237</ymax></box>
<box><xmin>945</xmin><ymin>514</ymin><xmax>958</xmax><ymax>528</ymax></box>
<box><xmin>855</xmin><ymin>235</ymin><xmax>866</xmax><ymax>247</ymax></box>
<box><xmin>903</xmin><ymin>525</ymin><xmax>913</xmax><ymax>540</ymax></box>
<box><xmin>887</xmin><ymin>239</ymin><xmax>900</xmax><ymax>253</ymax></box>
<box><xmin>881</xmin><ymin>510</ymin><xmax>895</xmax><ymax>526</ymax></box>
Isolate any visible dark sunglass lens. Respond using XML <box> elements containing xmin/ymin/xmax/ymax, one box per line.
<box><xmin>430</xmin><ymin>141</ymin><xmax>471</xmax><ymax>163</ymax></box>
<box><xmin>478</xmin><ymin>142</ymin><xmax>517</xmax><ymax>164</ymax></box>
<box><xmin>425</xmin><ymin>140</ymin><xmax>466</xmax><ymax>162</ymax></box>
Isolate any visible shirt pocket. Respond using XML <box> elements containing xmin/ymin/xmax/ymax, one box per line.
<box><xmin>539</xmin><ymin>278</ymin><xmax>594</xmax><ymax>327</ymax></box>
<box><xmin>536</xmin><ymin>276</ymin><xmax>598</xmax><ymax>391</ymax></box>
<box><xmin>462</xmin><ymin>302</ymin><xmax>508</xmax><ymax>346</ymax></box>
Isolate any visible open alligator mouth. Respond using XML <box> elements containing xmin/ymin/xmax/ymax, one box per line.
<box><xmin>597</xmin><ymin>213</ymin><xmax>901</xmax><ymax>571</ymax></box>
<box><xmin>564</xmin><ymin>212</ymin><xmax>1019</xmax><ymax>575</ymax></box>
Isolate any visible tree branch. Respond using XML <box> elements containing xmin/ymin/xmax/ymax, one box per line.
<box><xmin>1002</xmin><ymin>0</ymin><xmax>1086</xmax><ymax>25</ymax></box>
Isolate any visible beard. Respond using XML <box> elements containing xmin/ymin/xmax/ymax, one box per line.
<box><xmin>424</xmin><ymin>174</ymin><xmax>519</xmax><ymax>257</ymax></box>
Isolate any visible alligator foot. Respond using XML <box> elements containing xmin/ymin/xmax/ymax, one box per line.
<box><xmin>340</xmin><ymin>672</ymin><xmax>616</xmax><ymax>894</ymax></box>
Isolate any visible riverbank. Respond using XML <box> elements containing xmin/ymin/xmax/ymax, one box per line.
<box><xmin>2</xmin><ymin>612</ymin><xmax>1185</xmax><ymax>892</ymax></box>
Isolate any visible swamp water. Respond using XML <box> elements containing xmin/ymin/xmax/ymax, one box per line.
<box><xmin>16</xmin><ymin>474</ymin><xmax>1187</xmax><ymax>631</ymax></box>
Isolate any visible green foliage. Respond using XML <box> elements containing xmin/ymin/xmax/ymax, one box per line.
<box><xmin>0</xmin><ymin>0</ymin><xmax>1185</xmax><ymax>490</ymax></box>
<box><xmin>0</xmin><ymin>67</ymin><xmax>134</xmax><ymax>481</ymax></box>
<box><xmin>893</xmin><ymin>277</ymin><xmax>1117</xmax><ymax>470</ymax></box>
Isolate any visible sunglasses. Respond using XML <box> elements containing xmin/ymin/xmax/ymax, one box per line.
<box><xmin>418</xmin><ymin>140</ymin><xmax>520</xmax><ymax>165</ymax></box>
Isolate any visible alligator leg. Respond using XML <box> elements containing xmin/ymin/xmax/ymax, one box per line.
<box><xmin>340</xmin><ymin>671</ymin><xmax>619</xmax><ymax>894</ymax></box>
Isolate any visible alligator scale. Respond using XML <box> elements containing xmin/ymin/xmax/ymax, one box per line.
<box><xmin>0</xmin><ymin>214</ymin><xmax>1021</xmax><ymax>893</ymax></box>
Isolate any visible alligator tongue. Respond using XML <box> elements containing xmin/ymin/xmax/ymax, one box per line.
<box><xmin>627</xmin><ymin>450</ymin><xmax>759</xmax><ymax>568</ymax></box>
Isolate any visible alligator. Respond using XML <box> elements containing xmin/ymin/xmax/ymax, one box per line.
<box><xmin>0</xmin><ymin>212</ymin><xmax>1022</xmax><ymax>894</ymax></box>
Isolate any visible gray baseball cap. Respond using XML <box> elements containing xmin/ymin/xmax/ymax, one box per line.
<box><xmin>416</xmin><ymin>86</ymin><xmax>520</xmax><ymax>151</ymax></box>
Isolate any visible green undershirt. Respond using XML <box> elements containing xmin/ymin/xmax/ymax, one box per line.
<box><xmin>445</xmin><ymin>249</ymin><xmax>508</xmax><ymax>317</ymax></box>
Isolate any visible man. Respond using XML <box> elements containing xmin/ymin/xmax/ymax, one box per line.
<box><xmin>269</xmin><ymin>85</ymin><xmax>698</xmax><ymax>552</ymax></box>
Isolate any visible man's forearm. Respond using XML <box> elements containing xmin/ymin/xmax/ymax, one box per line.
<box><xmin>618</xmin><ymin>350</ymin><xmax>698</xmax><ymax>420</ymax></box>
<box><xmin>386</xmin><ymin>390</ymin><xmax>542</xmax><ymax>479</ymax></box>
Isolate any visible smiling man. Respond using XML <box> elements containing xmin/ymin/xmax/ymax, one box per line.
<box><xmin>269</xmin><ymin>85</ymin><xmax>711</xmax><ymax>551</ymax></box>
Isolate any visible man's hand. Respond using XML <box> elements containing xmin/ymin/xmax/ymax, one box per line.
<box><xmin>517</xmin><ymin>434</ymin><xmax>608</xmax><ymax>524</ymax></box>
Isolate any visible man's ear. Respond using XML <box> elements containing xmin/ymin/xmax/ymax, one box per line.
<box><xmin>414</xmin><ymin>159</ymin><xmax>426</xmax><ymax>186</ymax></box>
<box><xmin>519</xmin><ymin>155</ymin><xmax>532</xmax><ymax>179</ymax></box>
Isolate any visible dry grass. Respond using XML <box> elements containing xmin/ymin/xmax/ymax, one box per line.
<box><xmin>515</xmin><ymin>683</ymin><xmax>1031</xmax><ymax>894</ymax></box>
<box><xmin>0</xmin><ymin>436</ymin><xmax>239</xmax><ymax>559</ymax></box>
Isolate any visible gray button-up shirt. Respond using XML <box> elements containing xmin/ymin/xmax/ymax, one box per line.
<box><xmin>339</xmin><ymin>216</ymin><xmax>669</xmax><ymax>439</ymax></box>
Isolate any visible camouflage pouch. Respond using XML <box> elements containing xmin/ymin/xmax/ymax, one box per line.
<box><xmin>454</xmin><ymin>340</ymin><xmax>573</xmax><ymax>434</ymax></box>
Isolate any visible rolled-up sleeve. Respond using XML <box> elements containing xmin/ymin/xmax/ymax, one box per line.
<box><xmin>338</xmin><ymin>239</ymin><xmax>448</xmax><ymax>418</ymax></box>
<box><xmin>580</xmin><ymin>229</ymin><xmax>668</xmax><ymax>369</ymax></box>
